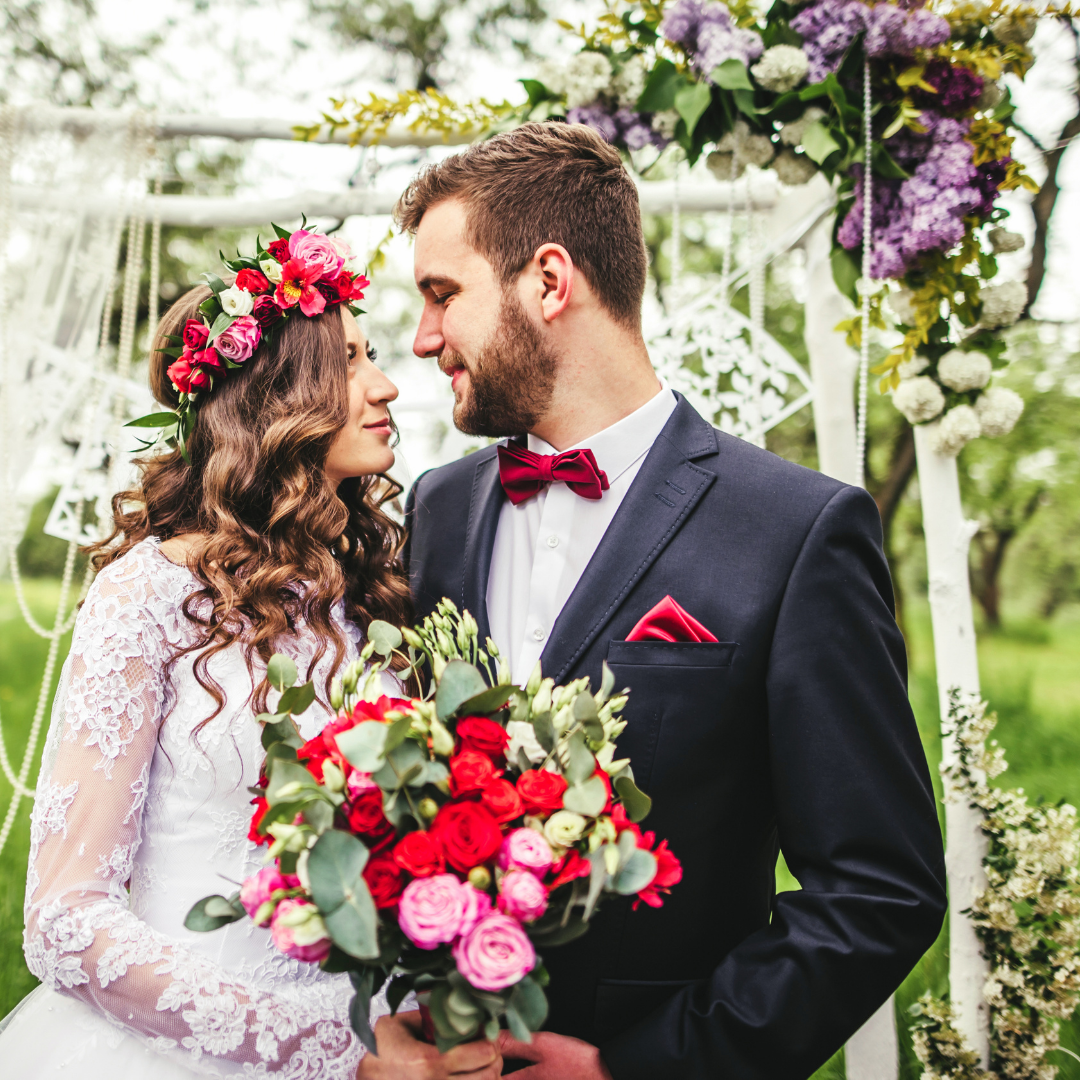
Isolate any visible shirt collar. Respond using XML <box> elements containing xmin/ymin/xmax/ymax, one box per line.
<box><xmin>526</xmin><ymin>382</ymin><xmax>677</xmax><ymax>485</ymax></box>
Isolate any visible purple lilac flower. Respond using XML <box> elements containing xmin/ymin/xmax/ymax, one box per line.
<box><xmin>567</xmin><ymin>103</ymin><xmax>670</xmax><ymax>151</ymax></box>
<box><xmin>660</xmin><ymin>0</ymin><xmax>763</xmax><ymax>78</ymax></box>
<box><xmin>837</xmin><ymin>111</ymin><xmax>1002</xmax><ymax>278</ymax></box>
<box><xmin>792</xmin><ymin>0</ymin><xmax>949</xmax><ymax>85</ymax></box>
<box><xmin>912</xmin><ymin>59</ymin><xmax>984</xmax><ymax>114</ymax></box>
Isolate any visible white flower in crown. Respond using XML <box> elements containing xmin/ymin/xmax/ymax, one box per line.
<box><xmin>937</xmin><ymin>349</ymin><xmax>992</xmax><ymax>392</ymax></box>
<box><xmin>892</xmin><ymin>375</ymin><xmax>945</xmax><ymax>424</ymax></box>
<box><xmin>932</xmin><ymin>404</ymin><xmax>981</xmax><ymax>456</ymax></box>
<box><xmin>219</xmin><ymin>285</ymin><xmax>254</xmax><ymax>317</ymax></box>
<box><xmin>259</xmin><ymin>258</ymin><xmax>283</xmax><ymax>285</ymax></box>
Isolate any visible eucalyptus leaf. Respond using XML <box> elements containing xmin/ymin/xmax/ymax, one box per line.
<box><xmin>562</xmin><ymin>775</ymin><xmax>608</xmax><ymax>817</ymax></box>
<box><xmin>278</xmin><ymin>681</ymin><xmax>317</xmax><ymax>716</ymax></box>
<box><xmin>509</xmin><ymin>975</ymin><xmax>548</xmax><ymax>1032</ymax></box>
<box><xmin>532</xmin><ymin>711</ymin><xmax>555</xmax><ymax>753</ymax></box>
<box><xmin>303</xmin><ymin>798</ymin><xmax>334</xmax><ymax>834</ymax></box>
<box><xmin>383</xmin><ymin>713</ymin><xmax>413</xmax><ymax>756</ymax></box>
<box><xmin>505</xmin><ymin>1004</ymin><xmax>532</xmax><ymax>1044</ymax></box>
<box><xmin>458</xmin><ymin>683</ymin><xmax>515</xmax><ymax>716</ymax></box>
<box><xmin>262</xmin><ymin>716</ymin><xmax>303</xmax><ymax>751</ymax></box>
<box><xmin>711</xmin><ymin>58</ymin><xmax>753</xmax><ymax>91</ymax></box>
<box><xmin>612</xmin><ymin>848</ymin><xmax>658</xmax><ymax>896</ymax></box>
<box><xmin>387</xmin><ymin>975</ymin><xmax>412</xmax><ymax>1015</ymax></box>
<box><xmin>565</xmin><ymin>731</ymin><xmax>595</xmax><ymax>787</ymax></box>
<box><xmin>572</xmin><ymin>692</ymin><xmax>598</xmax><ymax>722</ymax></box>
<box><xmin>373</xmin><ymin>740</ymin><xmax>427</xmax><ymax>790</ymax></box>
<box><xmin>435</xmin><ymin>660</ymin><xmax>488</xmax><ymax>721</ymax></box>
<box><xmin>266</xmin><ymin>757</ymin><xmax>317</xmax><ymax>804</ymax></box>
<box><xmin>185</xmin><ymin>893</ymin><xmax>245</xmax><ymax>931</ymax></box>
<box><xmin>308</xmin><ymin>830</ymin><xmax>370</xmax><ymax>912</ymax></box>
<box><xmin>528</xmin><ymin>909</ymin><xmax>590</xmax><ymax>946</ymax></box>
<box><xmin>368</xmin><ymin>620</ymin><xmax>403</xmax><ymax>657</ymax></box>
<box><xmin>264</xmin><ymin>740</ymin><xmax>298</xmax><ymax>765</ymax></box>
<box><xmin>267</xmin><ymin>654</ymin><xmax>298</xmax><ymax>692</ymax></box>
<box><xmin>335</xmin><ymin>720</ymin><xmax>389</xmax><ymax>773</ymax></box>
<box><xmin>583</xmin><ymin>849</ymin><xmax>609</xmax><ymax>921</ymax></box>
<box><xmin>614</xmin><ymin>775</ymin><xmax>653</xmax><ymax>824</ymax></box>
<box><xmin>674</xmin><ymin>81</ymin><xmax>712</xmax><ymax>137</ymax></box>
<box><xmin>348</xmin><ymin>968</ymin><xmax>378</xmax><ymax>1054</ymax></box>
<box><xmin>599</xmin><ymin>661</ymin><xmax>615</xmax><ymax>702</ymax></box>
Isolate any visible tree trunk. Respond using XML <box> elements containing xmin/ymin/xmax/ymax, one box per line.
<box><xmin>974</xmin><ymin>529</ymin><xmax>1014</xmax><ymax>628</ymax></box>
<box><xmin>873</xmin><ymin>425</ymin><xmax>917</xmax><ymax>636</ymax></box>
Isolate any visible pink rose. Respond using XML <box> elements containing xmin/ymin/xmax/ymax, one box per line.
<box><xmin>452</xmin><ymin>912</ymin><xmax>536</xmax><ymax>991</ymax></box>
<box><xmin>288</xmin><ymin>229</ymin><xmax>345</xmax><ymax>280</ymax></box>
<box><xmin>397</xmin><ymin>873</ymin><xmax>468</xmax><ymax>950</ymax></box>
<box><xmin>498</xmin><ymin>870</ymin><xmax>548</xmax><ymax>923</ymax></box>
<box><xmin>497</xmin><ymin>828</ymin><xmax>554</xmax><ymax>878</ymax></box>
<box><xmin>269</xmin><ymin>898</ymin><xmax>331</xmax><ymax>963</ymax></box>
<box><xmin>460</xmin><ymin>884</ymin><xmax>493</xmax><ymax>938</ymax></box>
<box><xmin>214</xmin><ymin>315</ymin><xmax>261</xmax><ymax>363</ymax></box>
<box><xmin>346</xmin><ymin>770</ymin><xmax>378</xmax><ymax>799</ymax></box>
<box><xmin>239</xmin><ymin>866</ymin><xmax>299</xmax><ymax>926</ymax></box>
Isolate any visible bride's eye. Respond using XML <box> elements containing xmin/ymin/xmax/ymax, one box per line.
<box><xmin>366</xmin><ymin>344</ymin><xmax>378</xmax><ymax>363</ymax></box>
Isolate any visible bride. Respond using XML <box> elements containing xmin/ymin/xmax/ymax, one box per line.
<box><xmin>0</xmin><ymin>235</ymin><xmax>500</xmax><ymax>1079</ymax></box>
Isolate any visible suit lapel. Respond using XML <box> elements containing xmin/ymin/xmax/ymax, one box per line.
<box><xmin>540</xmin><ymin>397</ymin><xmax>721</xmax><ymax>683</ymax></box>
<box><xmin>460</xmin><ymin>450</ymin><xmax>505</xmax><ymax>647</ymax></box>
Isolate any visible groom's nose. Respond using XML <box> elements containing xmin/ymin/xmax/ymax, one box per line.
<box><xmin>413</xmin><ymin>304</ymin><xmax>444</xmax><ymax>359</ymax></box>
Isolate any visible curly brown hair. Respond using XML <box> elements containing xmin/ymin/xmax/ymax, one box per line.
<box><xmin>89</xmin><ymin>284</ymin><xmax>412</xmax><ymax>722</ymax></box>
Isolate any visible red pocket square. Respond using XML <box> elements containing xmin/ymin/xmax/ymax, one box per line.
<box><xmin>626</xmin><ymin>596</ymin><xmax>718</xmax><ymax>643</ymax></box>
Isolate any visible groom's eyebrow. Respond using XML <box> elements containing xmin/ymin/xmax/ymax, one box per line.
<box><xmin>417</xmin><ymin>274</ymin><xmax>458</xmax><ymax>292</ymax></box>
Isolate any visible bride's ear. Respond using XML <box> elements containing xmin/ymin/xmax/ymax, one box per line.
<box><xmin>534</xmin><ymin>244</ymin><xmax>574</xmax><ymax>324</ymax></box>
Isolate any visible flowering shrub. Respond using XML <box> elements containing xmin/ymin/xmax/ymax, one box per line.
<box><xmin>185</xmin><ymin>600</ymin><xmax>680</xmax><ymax>1053</ymax></box>
<box><xmin>910</xmin><ymin>690</ymin><xmax>1080</xmax><ymax>1080</ymax></box>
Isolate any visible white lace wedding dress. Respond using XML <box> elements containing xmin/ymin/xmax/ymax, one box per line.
<box><xmin>0</xmin><ymin>538</ymin><xmax>401</xmax><ymax>1078</ymax></box>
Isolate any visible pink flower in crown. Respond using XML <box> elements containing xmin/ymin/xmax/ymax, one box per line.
<box><xmin>289</xmin><ymin>230</ymin><xmax>345</xmax><ymax>280</ymax></box>
<box><xmin>214</xmin><ymin>315</ymin><xmax>262</xmax><ymax>363</ymax></box>
<box><xmin>498</xmin><ymin>869</ymin><xmax>548</xmax><ymax>923</ymax></box>
<box><xmin>452</xmin><ymin>912</ymin><xmax>535</xmax><ymax>991</ymax></box>
<box><xmin>276</xmin><ymin>258</ymin><xmax>326</xmax><ymax>317</ymax></box>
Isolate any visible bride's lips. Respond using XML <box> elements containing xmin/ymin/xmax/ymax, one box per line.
<box><xmin>364</xmin><ymin>418</ymin><xmax>393</xmax><ymax>436</ymax></box>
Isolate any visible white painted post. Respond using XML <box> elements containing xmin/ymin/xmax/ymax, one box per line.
<box><xmin>913</xmin><ymin>421</ymin><xmax>989</xmax><ymax>1066</ymax></box>
<box><xmin>803</xmin><ymin>216</ymin><xmax>860</xmax><ymax>486</ymax></box>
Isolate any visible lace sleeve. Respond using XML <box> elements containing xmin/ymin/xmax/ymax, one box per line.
<box><xmin>23</xmin><ymin>562</ymin><xmax>365</xmax><ymax>1078</ymax></box>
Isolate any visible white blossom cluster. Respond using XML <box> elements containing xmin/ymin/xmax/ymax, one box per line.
<box><xmin>925</xmin><ymin>689</ymin><xmax>1080</xmax><ymax>1080</ymax></box>
<box><xmin>750</xmin><ymin>45</ymin><xmax>809</xmax><ymax>93</ymax></box>
<box><xmin>778</xmin><ymin>106</ymin><xmax>826</xmax><ymax>146</ymax></box>
<box><xmin>938</xmin><ymin>349</ymin><xmax>992</xmax><ymax>392</ymax></box>
<box><xmin>979</xmin><ymin>280</ymin><xmax>1026</xmax><ymax>330</ymax></box>
<box><xmin>989</xmin><ymin>227</ymin><xmax>1024</xmax><ymax>255</ymax></box>
<box><xmin>932</xmin><ymin>404</ymin><xmax>981</xmax><ymax>455</ymax></box>
<box><xmin>770</xmin><ymin>148</ymin><xmax>817</xmax><ymax>186</ymax></box>
<box><xmin>537</xmin><ymin>53</ymin><xmax>613</xmax><ymax>110</ymax></box>
<box><xmin>706</xmin><ymin>120</ymin><xmax>774</xmax><ymax>180</ymax></box>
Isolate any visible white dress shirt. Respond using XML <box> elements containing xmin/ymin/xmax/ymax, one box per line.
<box><xmin>486</xmin><ymin>384</ymin><xmax>678</xmax><ymax>681</ymax></box>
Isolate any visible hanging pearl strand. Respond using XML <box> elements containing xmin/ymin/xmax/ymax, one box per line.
<box><xmin>856</xmin><ymin>59</ymin><xmax>873</xmax><ymax>488</ymax></box>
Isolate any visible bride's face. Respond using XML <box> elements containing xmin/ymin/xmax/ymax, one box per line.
<box><xmin>324</xmin><ymin>309</ymin><xmax>399</xmax><ymax>484</ymax></box>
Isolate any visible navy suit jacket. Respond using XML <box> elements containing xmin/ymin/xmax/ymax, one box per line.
<box><xmin>403</xmin><ymin>395</ymin><xmax>946</xmax><ymax>1080</ymax></box>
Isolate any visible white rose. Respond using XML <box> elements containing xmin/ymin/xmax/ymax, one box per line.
<box><xmin>220</xmin><ymin>285</ymin><xmax>254</xmax><ymax>317</ymax></box>
<box><xmin>751</xmin><ymin>45</ymin><xmax>809</xmax><ymax>93</ymax></box>
<box><xmin>779</xmin><ymin>107</ymin><xmax>826</xmax><ymax>147</ymax></box>
<box><xmin>975</xmin><ymin>386</ymin><xmax>1024</xmax><ymax>437</ymax></box>
<box><xmin>771</xmin><ymin>148</ymin><xmax>816</xmax><ymax>186</ymax></box>
<box><xmin>506</xmin><ymin>720</ymin><xmax>546</xmax><ymax>766</ymax></box>
<box><xmin>544</xmin><ymin>810</ymin><xmax>587</xmax><ymax>848</ymax></box>
<box><xmin>887</xmin><ymin>288</ymin><xmax>918</xmax><ymax>326</ymax></box>
<box><xmin>932</xmin><ymin>405</ymin><xmax>982</xmax><ymax>456</ymax></box>
<box><xmin>979</xmin><ymin>280</ymin><xmax>1026</xmax><ymax>329</ymax></box>
<box><xmin>260</xmin><ymin>258</ymin><xmax>283</xmax><ymax>285</ymax></box>
<box><xmin>937</xmin><ymin>349</ymin><xmax>992</xmax><ymax>392</ymax></box>
<box><xmin>988</xmin><ymin>227</ymin><xmax>1024</xmax><ymax>254</ymax></box>
<box><xmin>892</xmin><ymin>376</ymin><xmax>945</xmax><ymax>424</ymax></box>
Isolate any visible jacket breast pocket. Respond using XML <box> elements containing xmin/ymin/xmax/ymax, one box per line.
<box><xmin>606</xmin><ymin>640</ymin><xmax>737</xmax><ymax>668</ymax></box>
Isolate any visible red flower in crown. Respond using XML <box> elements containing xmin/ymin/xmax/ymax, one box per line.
<box><xmin>235</xmin><ymin>268</ymin><xmax>270</xmax><ymax>294</ymax></box>
<box><xmin>252</xmin><ymin>294</ymin><xmax>283</xmax><ymax>328</ymax></box>
<box><xmin>182</xmin><ymin>318</ymin><xmax>209</xmax><ymax>350</ymax></box>
<box><xmin>276</xmin><ymin>258</ymin><xmax>326</xmax><ymax>318</ymax></box>
<box><xmin>267</xmin><ymin>238</ymin><xmax>290</xmax><ymax>264</ymax></box>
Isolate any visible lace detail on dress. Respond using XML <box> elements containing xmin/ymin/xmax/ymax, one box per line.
<box><xmin>21</xmin><ymin>539</ymin><xmax>385</xmax><ymax>1077</ymax></box>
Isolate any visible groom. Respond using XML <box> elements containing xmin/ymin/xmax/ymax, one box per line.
<box><xmin>373</xmin><ymin>122</ymin><xmax>946</xmax><ymax>1080</ymax></box>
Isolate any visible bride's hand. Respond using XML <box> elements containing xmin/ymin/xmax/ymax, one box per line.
<box><xmin>356</xmin><ymin>1012</ymin><xmax>503</xmax><ymax>1080</ymax></box>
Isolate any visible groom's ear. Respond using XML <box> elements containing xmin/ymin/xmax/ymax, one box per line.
<box><xmin>534</xmin><ymin>244</ymin><xmax>575</xmax><ymax>324</ymax></box>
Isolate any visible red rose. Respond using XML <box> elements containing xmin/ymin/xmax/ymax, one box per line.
<box><xmin>516</xmin><ymin>769</ymin><xmax>568</xmax><ymax>815</ymax></box>
<box><xmin>324</xmin><ymin>271</ymin><xmax>368</xmax><ymax>304</ymax></box>
<box><xmin>181</xmin><ymin>318</ymin><xmax>209</xmax><ymax>351</ymax></box>
<box><xmin>593</xmin><ymin>767</ymin><xmax>613</xmax><ymax>814</ymax></box>
<box><xmin>392</xmin><ymin>830</ymin><xmax>445</xmax><ymax>878</ymax></box>
<box><xmin>456</xmin><ymin>717</ymin><xmax>510</xmax><ymax>764</ymax></box>
<box><xmin>248</xmin><ymin>796</ymin><xmax>271</xmax><ymax>846</ymax></box>
<box><xmin>547</xmin><ymin>848</ymin><xmax>591</xmax><ymax>893</ymax></box>
<box><xmin>192</xmin><ymin>346</ymin><xmax>222</xmax><ymax>370</ymax></box>
<box><xmin>363</xmin><ymin>854</ymin><xmax>404</xmax><ymax>909</ymax></box>
<box><xmin>166</xmin><ymin>356</ymin><xmax>194</xmax><ymax>394</ymax></box>
<box><xmin>610</xmin><ymin>803</ymin><xmax>642</xmax><ymax>843</ymax></box>
<box><xmin>235</xmin><ymin>268</ymin><xmax>270</xmax><ymax>293</ymax></box>
<box><xmin>480</xmin><ymin>779</ymin><xmax>523</xmax><ymax>825</ymax></box>
<box><xmin>267</xmin><ymin>238</ymin><xmax>290</xmax><ymax>264</ymax></box>
<box><xmin>348</xmin><ymin>787</ymin><xmax>394</xmax><ymax>850</ymax></box>
<box><xmin>297</xmin><ymin>735</ymin><xmax>330</xmax><ymax>782</ymax></box>
<box><xmin>431</xmin><ymin>801</ymin><xmax>503</xmax><ymax>872</ymax></box>
<box><xmin>449</xmin><ymin>750</ymin><xmax>500</xmax><ymax>797</ymax></box>
<box><xmin>316</xmin><ymin>278</ymin><xmax>345</xmax><ymax>306</ymax></box>
<box><xmin>252</xmin><ymin>294</ymin><xmax>283</xmax><ymax>328</ymax></box>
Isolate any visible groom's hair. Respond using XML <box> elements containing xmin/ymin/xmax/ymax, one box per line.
<box><xmin>395</xmin><ymin>122</ymin><xmax>647</xmax><ymax>328</ymax></box>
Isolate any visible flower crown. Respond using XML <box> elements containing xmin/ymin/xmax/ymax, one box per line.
<box><xmin>129</xmin><ymin>222</ymin><xmax>370</xmax><ymax>461</ymax></box>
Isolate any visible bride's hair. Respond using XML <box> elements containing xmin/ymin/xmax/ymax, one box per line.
<box><xmin>89</xmin><ymin>284</ymin><xmax>412</xmax><ymax>719</ymax></box>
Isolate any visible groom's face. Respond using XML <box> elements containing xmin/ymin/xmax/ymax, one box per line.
<box><xmin>412</xmin><ymin>199</ymin><xmax>557</xmax><ymax>437</ymax></box>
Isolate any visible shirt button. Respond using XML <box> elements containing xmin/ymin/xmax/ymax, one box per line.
<box><xmin>546</xmin><ymin>535</ymin><xmax>559</xmax><ymax>549</ymax></box>
<box><xmin>532</xmin><ymin>627</ymin><xmax>546</xmax><ymax>642</ymax></box>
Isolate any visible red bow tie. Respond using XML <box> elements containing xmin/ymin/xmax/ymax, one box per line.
<box><xmin>497</xmin><ymin>442</ymin><xmax>610</xmax><ymax>506</ymax></box>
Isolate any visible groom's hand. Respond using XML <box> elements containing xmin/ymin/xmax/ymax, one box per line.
<box><xmin>495</xmin><ymin>1031</ymin><xmax>614</xmax><ymax>1080</ymax></box>
<box><xmin>356</xmin><ymin>1012</ymin><xmax>503</xmax><ymax>1080</ymax></box>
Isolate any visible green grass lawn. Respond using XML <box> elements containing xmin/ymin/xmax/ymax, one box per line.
<box><xmin>1</xmin><ymin>580</ymin><xmax>1079</xmax><ymax>1078</ymax></box>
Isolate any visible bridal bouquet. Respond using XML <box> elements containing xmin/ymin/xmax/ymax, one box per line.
<box><xmin>186</xmin><ymin>601</ymin><xmax>680</xmax><ymax>1053</ymax></box>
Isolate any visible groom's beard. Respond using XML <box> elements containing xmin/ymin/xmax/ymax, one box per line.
<box><xmin>442</xmin><ymin>293</ymin><xmax>558</xmax><ymax>438</ymax></box>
